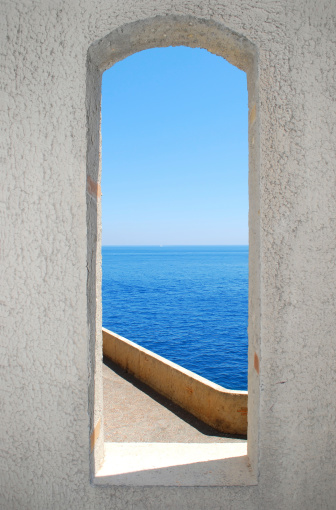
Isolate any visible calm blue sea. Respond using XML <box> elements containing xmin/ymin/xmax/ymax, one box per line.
<box><xmin>102</xmin><ymin>246</ymin><xmax>248</xmax><ymax>391</ymax></box>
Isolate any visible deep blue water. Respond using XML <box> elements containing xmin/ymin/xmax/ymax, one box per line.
<box><xmin>102</xmin><ymin>246</ymin><xmax>248</xmax><ymax>391</ymax></box>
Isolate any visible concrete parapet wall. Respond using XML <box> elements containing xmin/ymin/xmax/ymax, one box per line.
<box><xmin>103</xmin><ymin>328</ymin><xmax>247</xmax><ymax>435</ymax></box>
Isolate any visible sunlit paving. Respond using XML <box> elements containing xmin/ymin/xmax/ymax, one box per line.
<box><xmin>95</xmin><ymin>442</ymin><xmax>249</xmax><ymax>486</ymax></box>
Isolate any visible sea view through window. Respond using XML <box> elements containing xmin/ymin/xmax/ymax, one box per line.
<box><xmin>101</xmin><ymin>47</ymin><xmax>248</xmax><ymax>391</ymax></box>
<box><xmin>102</xmin><ymin>245</ymin><xmax>248</xmax><ymax>390</ymax></box>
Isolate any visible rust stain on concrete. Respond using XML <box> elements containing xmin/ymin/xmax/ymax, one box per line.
<box><xmin>90</xmin><ymin>418</ymin><xmax>101</xmax><ymax>452</ymax></box>
<box><xmin>254</xmin><ymin>352</ymin><xmax>259</xmax><ymax>374</ymax></box>
<box><xmin>249</xmin><ymin>103</ymin><xmax>256</xmax><ymax>124</ymax></box>
<box><xmin>87</xmin><ymin>175</ymin><xmax>101</xmax><ymax>199</ymax></box>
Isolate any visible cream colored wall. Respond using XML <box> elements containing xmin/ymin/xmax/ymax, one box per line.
<box><xmin>2</xmin><ymin>1</ymin><xmax>336</xmax><ymax>509</ymax></box>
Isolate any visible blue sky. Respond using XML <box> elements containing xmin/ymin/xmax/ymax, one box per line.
<box><xmin>101</xmin><ymin>46</ymin><xmax>248</xmax><ymax>245</ymax></box>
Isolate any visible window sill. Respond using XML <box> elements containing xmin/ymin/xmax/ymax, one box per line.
<box><xmin>94</xmin><ymin>442</ymin><xmax>257</xmax><ymax>486</ymax></box>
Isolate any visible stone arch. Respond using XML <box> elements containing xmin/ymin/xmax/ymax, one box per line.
<box><xmin>86</xmin><ymin>15</ymin><xmax>260</xmax><ymax>477</ymax></box>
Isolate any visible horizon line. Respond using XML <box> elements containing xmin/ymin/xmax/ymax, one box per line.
<box><xmin>102</xmin><ymin>244</ymin><xmax>249</xmax><ymax>247</ymax></box>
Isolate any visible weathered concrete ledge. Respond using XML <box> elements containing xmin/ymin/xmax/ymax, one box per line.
<box><xmin>103</xmin><ymin>328</ymin><xmax>248</xmax><ymax>435</ymax></box>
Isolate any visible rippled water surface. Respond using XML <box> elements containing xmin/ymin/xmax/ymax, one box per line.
<box><xmin>102</xmin><ymin>246</ymin><xmax>248</xmax><ymax>390</ymax></box>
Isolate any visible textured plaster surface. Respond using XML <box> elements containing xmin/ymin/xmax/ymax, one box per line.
<box><xmin>2</xmin><ymin>0</ymin><xmax>336</xmax><ymax>509</ymax></box>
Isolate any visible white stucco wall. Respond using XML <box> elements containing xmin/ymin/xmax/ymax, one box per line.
<box><xmin>2</xmin><ymin>1</ymin><xmax>336</xmax><ymax>509</ymax></box>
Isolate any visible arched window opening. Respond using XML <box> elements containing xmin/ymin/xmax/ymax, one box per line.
<box><xmin>86</xmin><ymin>16</ymin><xmax>259</xmax><ymax>485</ymax></box>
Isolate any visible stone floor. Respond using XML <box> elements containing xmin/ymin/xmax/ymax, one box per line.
<box><xmin>103</xmin><ymin>357</ymin><xmax>247</xmax><ymax>443</ymax></box>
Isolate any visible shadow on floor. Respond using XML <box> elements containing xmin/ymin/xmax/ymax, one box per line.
<box><xmin>103</xmin><ymin>356</ymin><xmax>247</xmax><ymax>441</ymax></box>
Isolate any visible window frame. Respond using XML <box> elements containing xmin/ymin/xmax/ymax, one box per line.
<box><xmin>86</xmin><ymin>15</ymin><xmax>260</xmax><ymax>486</ymax></box>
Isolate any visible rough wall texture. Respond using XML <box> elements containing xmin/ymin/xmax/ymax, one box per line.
<box><xmin>2</xmin><ymin>0</ymin><xmax>336</xmax><ymax>509</ymax></box>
